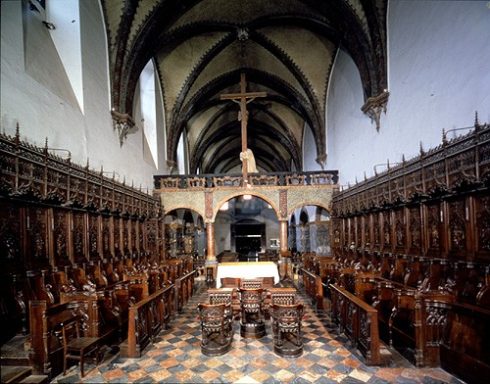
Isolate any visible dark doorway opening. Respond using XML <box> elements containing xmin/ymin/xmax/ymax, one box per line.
<box><xmin>232</xmin><ymin>221</ymin><xmax>265</xmax><ymax>261</ymax></box>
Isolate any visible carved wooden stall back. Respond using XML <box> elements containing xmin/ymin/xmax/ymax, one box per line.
<box><xmin>328</xmin><ymin>121</ymin><xmax>490</xmax><ymax>381</ymax></box>
<box><xmin>0</xmin><ymin>130</ymin><xmax>174</xmax><ymax>378</ymax></box>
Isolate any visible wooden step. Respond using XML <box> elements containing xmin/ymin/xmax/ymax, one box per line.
<box><xmin>1</xmin><ymin>366</ymin><xmax>32</xmax><ymax>384</ymax></box>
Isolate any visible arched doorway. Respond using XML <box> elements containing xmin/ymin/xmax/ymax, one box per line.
<box><xmin>215</xmin><ymin>195</ymin><xmax>279</xmax><ymax>261</ymax></box>
<box><xmin>289</xmin><ymin>205</ymin><xmax>331</xmax><ymax>256</ymax></box>
<box><xmin>164</xmin><ymin>208</ymin><xmax>205</xmax><ymax>259</ymax></box>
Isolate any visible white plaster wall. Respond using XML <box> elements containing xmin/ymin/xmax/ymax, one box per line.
<box><xmin>302</xmin><ymin>123</ymin><xmax>320</xmax><ymax>170</ymax></box>
<box><xmin>0</xmin><ymin>0</ymin><xmax>160</xmax><ymax>191</ymax></box>
<box><xmin>327</xmin><ymin>0</ymin><xmax>490</xmax><ymax>185</ymax></box>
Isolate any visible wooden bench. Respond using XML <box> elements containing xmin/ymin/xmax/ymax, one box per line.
<box><xmin>301</xmin><ymin>268</ymin><xmax>325</xmax><ymax>309</ymax></box>
<box><xmin>175</xmin><ymin>270</ymin><xmax>195</xmax><ymax>313</ymax></box>
<box><xmin>329</xmin><ymin>284</ymin><xmax>386</xmax><ymax>365</ymax></box>
<box><xmin>121</xmin><ymin>285</ymin><xmax>174</xmax><ymax>358</ymax></box>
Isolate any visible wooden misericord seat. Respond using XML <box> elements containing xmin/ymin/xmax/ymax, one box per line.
<box><xmin>55</xmin><ymin>315</ymin><xmax>101</xmax><ymax>377</ymax></box>
<box><xmin>271</xmin><ymin>303</ymin><xmax>304</xmax><ymax>357</ymax></box>
<box><xmin>197</xmin><ymin>302</ymin><xmax>233</xmax><ymax>356</ymax></box>
<box><xmin>238</xmin><ymin>288</ymin><xmax>266</xmax><ymax>338</ymax></box>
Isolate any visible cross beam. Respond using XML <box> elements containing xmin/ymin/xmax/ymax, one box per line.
<box><xmin>220</xmin><ymin>73</ymin><xmax>266</xmax><ymax>182</ymax></box>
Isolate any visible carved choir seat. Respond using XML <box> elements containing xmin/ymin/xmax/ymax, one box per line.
<box><xmin>197</xmin><ymin>302</ymin><xmax>233</xmax><ymax>356</ymax></box>
<box><xmin>208</xmin><ymin>288</ymin><xmax>240</xmax><ymax>320</ymax></box>
<box><xmin>271</xmin><ymin>303</ymin><xmax>304</xmax><ymax>357</ymax></box>
<box><xmin>55</xmin><ymin>315</ymin><xmax>101</xmax><ymax>377</ymax></box>
<box><xmin>238</xmin><ymin>288</ymin><xmax>266</xmax><ymax>338</ymax></box>
<box><xmin>264</xmin><ymin>287</ymin><xmax>297</xmax><ymax>319</ymax></box>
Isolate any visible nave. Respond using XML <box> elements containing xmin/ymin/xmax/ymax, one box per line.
<box><xmin>51</xmin><ymin>278</ymin><xmax>462</xmax><ymax>384</ymax></box>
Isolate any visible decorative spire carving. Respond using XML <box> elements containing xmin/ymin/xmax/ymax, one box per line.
<box><xmin>111</xmin><ymin>109</ymin><xmax>135</xmax><ymax>147</ymax></box>
<box><xmin>361</xmin><ymin>90</ymin><xmax>390</xmax><ymax>131</ymax></box>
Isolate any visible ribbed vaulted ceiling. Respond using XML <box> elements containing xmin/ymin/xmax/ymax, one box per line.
<box><xmin>102</xmin><ymin>0</ymin><xmax>388</xmax><ymax>174</ymax></box>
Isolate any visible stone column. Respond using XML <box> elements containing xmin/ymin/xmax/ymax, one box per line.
<box><xmin>206</xmin><ymin>222</ymin><xmax>216</xmax><ymax>262</ymax></box>
<box><xmin>279</xmin><ymin>220</ymin><xmax>288</xmax><ymax>255</ymax></box>
<box><xmin>279</xmin><ymin>220</ymin><xmax>291</xmax><ymax>280</ymax></box>
<box><xmin>205</xmin><ymin>221</ymin><xmax>217</xmax><ymax>285</ymax></box>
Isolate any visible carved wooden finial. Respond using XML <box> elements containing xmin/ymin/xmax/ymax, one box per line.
<box><xmin>442</xmin><ymin>128</ymin><xmax>448</xmax><ymax>145</ymax></box>
<box><xmin>387</xmin><ymin>159</ymin><xmax>390</xmax><ymax>170</ymax></box>
<box><xmin>402</xmin><ymin>154</ymin><xmax>406</xmax><ymax>164</ymax></box>
<box><xmin>419</xmin><ymin>141</ymin><xmax>425</xmax><ymax>156</ymax></box>
<box><xmin>475</xmin><ymin>111</ymin><xmax>480</xmax><ymax>130</ymax></box>
<box><xmin>86</xmin><ymin>158</ymin><xmax>90</xmax><ymax>169</ymax></box>
<box><xmin>14</xmin><ymin>123</ymin><xmax>20</xmax><ymax>145</ymax></box>
<box><xmin>100</xmin><ymin>165</ymin><xmax>104</xmax><ymax>175</ymax></box>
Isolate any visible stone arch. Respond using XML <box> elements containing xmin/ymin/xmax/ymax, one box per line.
<box><xmin>163</xmin><ymin>205</ymin><xmax>206</xmax><ymax>222</ymax></box>
<box><xmin>212</xmin><ymin>192</ymin><xmax>280</xmax><ymax>222</ymax></box>
<box><xmin>287</xmin><ymin>201</ymin><xmax>331</xmax><ymax>219</ymax></box>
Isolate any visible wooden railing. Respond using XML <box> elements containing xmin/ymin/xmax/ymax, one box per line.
<box><xmin>175</xmin><ymin>270</ymin><xmax>196</xmax><ymax>313</ymax></box>
<box><xmin>124</xmin><ymin>285</ymin><xmax>173</xmax><ymax>358</ymax></box>
<box><xmin>329</xmin><ymin>284</ymin><xmax>382</xmax><ymax>365</ymax></box>
<box><xmin>300</xmin><ymin>268</ymin><xmax>325</xmax><ymax>310</ymax></box>
<box><xmin>154</xmin><ymin>170</ymin><xmax>339</xmax><ymax>190</ymax></box>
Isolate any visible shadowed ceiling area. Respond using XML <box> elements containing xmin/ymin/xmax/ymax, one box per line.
<box><xmin>103</xmin><ymin>0</ymin><xmax>388</xmax><ymax>174</ymax></box>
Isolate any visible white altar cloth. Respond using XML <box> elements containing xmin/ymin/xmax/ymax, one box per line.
<box><xmin>216</xmin><ymin>261</ymin><xmax>280</xmax><ymax>288</ymax></box>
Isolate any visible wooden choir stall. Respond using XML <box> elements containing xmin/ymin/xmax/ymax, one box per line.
<box><xmin>0</xmin><ymin>130</ymin><xmax>198</xmax><ymax>381</ymax></box>
<box><xmin>299</xmin><ymin>121</ymin><xmax>490</xmax><ymax>383</ymax></box>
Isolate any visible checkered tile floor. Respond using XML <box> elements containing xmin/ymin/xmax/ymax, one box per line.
<box><xmin>52</xmin><ymin>280</ymin><xmax>464</xmax><ymax>383</ymax></box>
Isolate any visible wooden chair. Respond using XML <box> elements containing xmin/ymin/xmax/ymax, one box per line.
<box><xmin>197</xmin><ymin>302</ymin><xmax>233</xmax><ymax>356</ymax></box>
<box><xmin>264</xmin><ymin>287</ymin><xmax>297</xmax><ymax>319</ymax></box>
<box><xmin>271</xmin><ymin>303</ymin><xmax>304</xmax><ymax>357</ymax></box>
<box><xmin>55</xmin><ymin>315</ymin><xmax>101</xmax><ymax>377</ymax></box>
<box><xmin>238</xmin><ymin>288</ymin><xmax>266</xmax><ymax>338</ymax></box>
<box><xmin>208</xmin><ymin>288</ymin><xmax>240</xmax><ymax>320</ymax></box>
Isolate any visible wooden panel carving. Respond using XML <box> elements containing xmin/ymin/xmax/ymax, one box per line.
<box><xmin>52</xmin><ymin>209</ymin><xmax>70</xmax><ymax>268</ymax></box>
<box><xmin>88</xmin><ymin>214</ymin><xmax>99</xmax><ymax>260</ymax></box>
<box><xmin>427</xmin><ymin>204</ymin><xmax>441</xmax><ymax>257</ymax></box>
<box><xmin>382</xmin><ymin>212</ymin><xmax>391</xmax><ymax>250</ymax></box>
<box><xmin>394</xmin><ymin>209</ymin><xmax>405</xmax><ymax>251</ymax></box>
<box><xmin>408</xmin><ymin>206</ymin><xmax>422</xmax><ymax>254</ymax></box>
<box><xmin>102</xmin><ymin>216</ymin><xmax>112</xmax><ymax>258</ymax></box>
<box><xmin>25</xmin><ymin>207</ymin><xmax>49</xmax><ymax>270</ymax></box>
<box><xmin>0</xmin><ymin>201</ymin><xmax>22</xmax><ymax>271</ymax></box>
<box><xmin>475</xmin><ymin>194</ymin><xmax>490</xmax><ymax>261</ymax></box>
<box><xmin>447</xmin><ymin>199</ymin><xmax>467</xmax><ymax>259</ymax></box>
<box><xmin>72</xmin><ymin>212</ymin><xmax>86</xmax><ymax>265</ymax></box>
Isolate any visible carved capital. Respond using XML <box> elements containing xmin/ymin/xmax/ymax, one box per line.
<box><xmin>111</xmin><ymin>110</ymin><xmax>135</xmax><ymax>146</ymax></box>
<box><xmin>361</xmin><ymin>90</ymin><xmax>390</xmax><ymax>132</ymax></box>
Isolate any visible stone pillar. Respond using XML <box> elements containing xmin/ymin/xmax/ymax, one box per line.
<box><xmin>206</xmin><ymin>222</ymin><xmax>216</xmax><ymax>262</ymax></box>
<box><xmin>279</xmin><ymin>220</ymin><xmax>291</xmax><ymax>280</ymax></box>
<box><xmin>205</xmin><ymin>221</ymin><xmax>217</xmax><ymax>286</ymax></box>
<box><xmin>279</xmin><ymin>220</ymin><xmax>288</xmax><ymax>255</ymax></box>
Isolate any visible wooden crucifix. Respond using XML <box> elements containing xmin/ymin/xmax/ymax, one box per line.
<box><xmin>220</xmin><ymin>73</ymin><xmax>267</xmax><ymax>182</ymax></box>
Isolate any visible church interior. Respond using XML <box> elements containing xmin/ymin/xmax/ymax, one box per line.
<box><xmin>1</xmin><ymin>1</ymin><xmax>489</xmax><ymax>383</ymax></box>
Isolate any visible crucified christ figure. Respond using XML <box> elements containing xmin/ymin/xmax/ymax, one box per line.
<box><xmin>220</xmin><ymin>73</ymin><xmax>266</xmax><ymax>182</ymax></box>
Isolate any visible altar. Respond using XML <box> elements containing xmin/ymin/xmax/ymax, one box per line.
<box><xmin>215</xmin><ymin>261</ymin><xmax>280</xmax><ymax>288</ymax></box>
